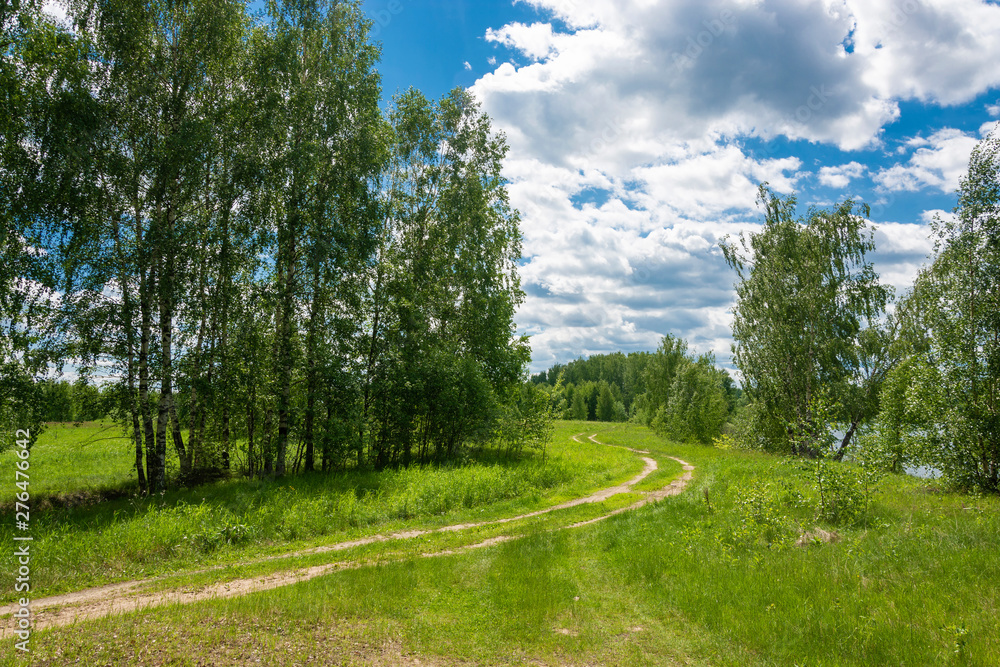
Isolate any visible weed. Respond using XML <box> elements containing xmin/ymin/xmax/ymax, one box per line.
<box><xmin>727</xmin><ymin>479</ymin><xmax>797</xmax><ymax>549</ymax></box>
<box><xmin>805</xmin><ymin>459</ymin><xmax>878</xmax><ymax>526</ymax></box>
<box><xmin>942</xmin><ymin>623</ymin><xmax>970</xmax><ymax>658</ymax></box>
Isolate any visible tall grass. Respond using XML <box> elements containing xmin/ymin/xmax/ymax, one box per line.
<box><xmin>0</xmin><ymin>421</ymin><xmax>640</xmax><ymax>601</ymax></box>
<box><xmin>18</xmin><ymin>423</ymin><xmax>999</xmax><ymax>666</ymax></box>
<box><xmin>597</xmin><ymin>425</ymin><xmax>1000</xmax><ymax>665</ymax></box>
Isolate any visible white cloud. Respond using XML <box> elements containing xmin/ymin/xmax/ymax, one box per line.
<box><xmin>471</xmin><ymin>0</ymin><xmax>999</xmax><ymax>371</ymax></box>
<box><xmin>875</xmin><ymin>128</ymin><xmax>979</xmax><ymax>192</ymax></box>
<box><xmin>506</xmin><ymin>141</ymin><xmax>804</xmax><ymax>372</ymax></box>
<box><xmin>479</xmin><ymin>0</ymin><xmax>1000</xmax><ymax>164</ymax></box>
<box><xmin>633</xmin><ymin>146</ymin><xmax>801</xmax><ymax>219</ymax></box>
<box><xmin>476</xmin><ymin>0</ymin><xmax>927</xmax><ymax>164</ymax></box>
<box><xmin>818</xmin><ymin>161</ymin><xmax>866</xmax><ymax>188</ymax></box>
<box><xmin>870</xmin><ymin>222</ymin><xmax>935</xmax><ymax>295</ymax></box>
<box><xmin>463</xmin><ymin>61</ymin><xmax>472</xmax><ymax>71</ymax></box>
<box><xmin>851</xmin><ymin>0</ymin><xmax>1000</xmax><ymax>106</ymax></box>
<box><xmin>485</xmin><ymin>22</ymin><xmax>560</xmax><ymax>61</ymax></box>
<box><xmin>918</xmin><ymin>209</ymin><xmax>958</xmax><ymax>227</ymax></box>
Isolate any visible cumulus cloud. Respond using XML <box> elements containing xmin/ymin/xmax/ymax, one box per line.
<box><xmin>875</xmin><ymin>128</ymin><xmax>979</xmax><ymax>192</ymax></box>
<box><xmin>485</xmin><ymin>22</ymin><xmax>560</xmax><ymax>61</ymax></box>
<box><xmin>851</xmin><ymin>0</ymin><xmax>1000</xmax><ymax>106</ymax></box>
<box><xmin>633</xmin><ymin>147</ymin><xmax>801</xmax><ymax>219</ymax></box>
<box><xmin>818</xmin><ymin>161</ymin><xmax>866</xmax><ymax>188</ymax></box>
<box><xmin>917</xmin><ymin>209</ymin><xmax>957</xmax><ymax>229</ymax></box>
<box><xmin>869</xmin><ymin>221</ymin><xmax>936</xmax><ymax>294</ymax></box>
<box><xmin>476</xmin><ymin>0</ymin><xmax>941</xmax><ymax>163</ymax></box>
<box><xmin>512</xmin><ymin>207</ymin><xmax>750</xmax><ymax>369</ymax></box>
<box><xmin>471</xmin><ymin>0</ymin><xmax>1000</xmax><ymax>370</ymax></box>
<box><xmin>478</xmin><ymin>0</ymin><xmax>1000</xmax><ymax>161</ymax></box>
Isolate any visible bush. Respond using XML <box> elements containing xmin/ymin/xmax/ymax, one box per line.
<box><xmin>726</xmin><ymin>479</ymin><xmax>798</xmax><ymax>550</ymax></box>
<box><xmin>803</xmin><ymin>459</ymin><xmax>881</xmax><ymax>526</ymax></box>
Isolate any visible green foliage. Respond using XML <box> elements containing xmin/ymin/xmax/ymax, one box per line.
<box><xmin>364</xmin><ymin>87</ymin><xmax>529</xmax><ymax>467</ymax></box>
<box><xmin>5</xmin><ymin>0</ymin><xmax>532</xmax><ymax>486</ymax></box>
<box><xmin>726</xmin><ymin>478</ymin><xmax>798</xmax><ymax>549</ymax></box>
<box><xmin>642</xmin><ymin>336</ymin><xmax>732</xmax><ymax>443</ymax></box>
<box><xmin>596</xmin><ymin>381</ymin><xmax>615</xmax><ymax>422</ymax></box>
<box><xmin>871</xmin><ymin>130</ymin><xmax>1000</xmax><ymax>492</ymax></box>
<box><xmin>803</xmin><ymin>459</ymin><xmax>880</xmax><ymax>527</ymax></box>
<box><xmin>534</xmin><ymin>350</ymin><xmax>653</xmax><ymax>418</ymax></box>
<box><xmin>570</xmin><ymin>388</ymin><xmax>588</xmax><ymax>421</ymax></box>
<box><xmin>0</xmin><ymin>3</ymin><xmax>69</xmax><ymax>454</ymax></box>
<box><xmin>656</xmin><ymin>358</ymin><xmax>730</xmax><ymax>444</ymax></box>
<box><xmin>0</xmin><ymin>361</ymin><xmax>44</xmax><ymax>452</ymax></box>
<box><xmin>858</xmin><ymin>356</ymin><xmax>921</xmax><ymax>474</ymax></box>
<box><xmin>36</xmin><ymin>380</ymin><xmax>105</xmax><ymax>423</ymax></box>
<box><xmin>712</xmin><ymin>434</ymin><xmax>736</xmax><ymax>450</ymax></box>
<box><xmin>496</xmin><ymin>383</ymin><xmax>554</xmax><ymax>458</ymax></box>
<box><xmin>721</xmin><ymin>186</ymin><xmax>892</xmax><ymax>457</ymax></box>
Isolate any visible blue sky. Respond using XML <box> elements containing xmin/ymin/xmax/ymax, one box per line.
<box><xmin>369</xmin><ymin>1</ymin><xmax>998</xmax><ymax>374</ymax></box>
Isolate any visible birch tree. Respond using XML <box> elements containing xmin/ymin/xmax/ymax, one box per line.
<box><xmin>721</xmin><ymin>186</ymin><xmax>892</xmax><ymax>456</ymax></box>
<box><xmin>874</xmin><ymin>130</ymin><xmax>1000</xmax><ymax>491</ymax></box>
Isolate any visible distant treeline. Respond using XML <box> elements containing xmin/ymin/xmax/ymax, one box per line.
<box><xmin>35</xmin><ymin>381</ymin><xmax>104</xmax><ymax>424</ymax></box>
<box><xmin>530</xmin><ymin>336</ymin><xmax>742</xmax><ymax>443</ymax></box>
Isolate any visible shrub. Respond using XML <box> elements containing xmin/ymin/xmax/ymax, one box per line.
<box><xmin>726</xmin><ymin>479</ymin><xmax>797</xmax><ymax>550</ymax></box>
<box><xmin>803</xmin><ymin>459</ymin><xmax>881</xmax><ymax>526</ymax></box>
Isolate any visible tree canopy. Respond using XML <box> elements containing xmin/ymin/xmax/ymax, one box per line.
<box><xmin>0</xmin><ymin>0</ymin><xmax>542</xmax><ymax>488</ymax></box>
<box><xmin>721</xmin><ymin>186</ymin><xmax>892</xmax><ymax>457</ymax></box>
<box><xmin>871</xmin><ymin>130</ymin><xmax>1000</xmax><ymax>491</ymax></box>
<box><xmin>531</xmin><ymin>338</ymin><xmax>738</xmax><ymax>444</ymax></box>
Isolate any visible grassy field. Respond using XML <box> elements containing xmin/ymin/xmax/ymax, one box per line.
<box><xmin>0</xmin><ymin>421</ymin><xmax>141</xmax><ymax>504</ymax></box>
<box><xmin>5</xmin><ymin>422</ymin><xmax>1000</xmax><ymax>665</ymax></box>
<box><xmin>0</xmin><ymin>420</ymin><xmax>641</xmax><ymax>602</ymax></box>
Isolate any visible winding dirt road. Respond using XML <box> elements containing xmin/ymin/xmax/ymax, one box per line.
<box><xmin>1</xmin><ymin>432</ymin><xmax>694</xmax><ymax>636</ymax></box>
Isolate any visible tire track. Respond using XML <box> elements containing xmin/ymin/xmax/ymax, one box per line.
<box><xmin>1</xmin><ymin>431</ymin><xmax>694</xmax><ymax>636</ymax></box>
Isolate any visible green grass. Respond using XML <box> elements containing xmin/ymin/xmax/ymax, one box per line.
<box><xmin>0</xmin><ymin>421</ymin><xmax>141</xmax><ymax>504</ymax></box>
<box><xmin>100</xmin><ymin>488</ymin><xmax>647</xmax><ymax>599</ymax></box>
<box><xmin>0</xmin><ymin>420</ymin><xmax>643</xmax><ymax>602</ymax></box>
<box><xmin>631</xmin><ymin>456</ymin><xmax>684</xmax><ymax>492</ymax></box>
<box><xmin>10</xmin><ymin>422</ymin><xmax>1000</xmax><ymax>666</ymax></box>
